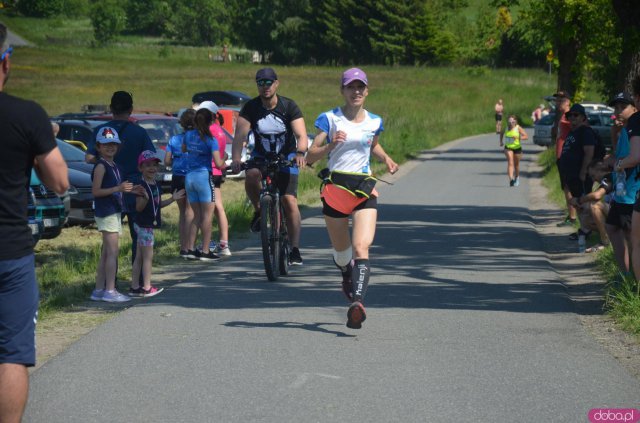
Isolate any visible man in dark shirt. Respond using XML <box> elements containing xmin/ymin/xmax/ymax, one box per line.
<box><xmin>85</xmin><ymin>91</ymin><xmax>155</xmax><ymax>266</ymax></box>
<box><xmin>559</xmin><ymin>103</ymin><xmax>596</xmax><ymax>200</ymax></box>
<box><xmin>0</xmin><ymin>23</ymin><xmax>68</xmax><ymax>423</ymax></box>
<box><xmin>231</xmin><ymin>68</ymin><xmax>309</xmax><ymax>265</ymax></box>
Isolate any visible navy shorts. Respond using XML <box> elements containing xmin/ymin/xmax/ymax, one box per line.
<box><xmin>0</xmin><ymin>254</ymin><xmax>38</xmax><ymax>366</ymax></box>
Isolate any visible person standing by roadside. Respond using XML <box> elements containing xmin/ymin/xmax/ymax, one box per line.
<box><xmin>85</xmin><ymin>91</ymin><xmax>155</xmax><ymax>269</ymax></box>
<box><xmin>499</xmin><ymin>114</ymin><xmax>528</xmax><ymax>186</ymax></box>
<box><xmin>495</xmin><ymin>99</ymin><xmax>504</xmax><ymax>134</ymax></box>
<box><xmin>0</xmin><ymin>23</ymin><xmax>69</xmax><ymax>423</ymax></box>
<box><xmin>129</xmin><ymin>151</ymin><xmax>185</xmax><ymax>297</ymax></box>
<box><xmin>614</xmin><ymin>76</ymin><xmax>640</xmax><ymax>283</ymax></box>
<box><xmin>165</xmin><ymin>109</ymin><xmax>195</xmax><ymax>258</ymax></box>
<box><xmin>552</xmin><ymin>91</ymin><xmax>577</xmax><ymax>227</ymax></box>
<box><xmin>307</xmin><ymin>68</ymin><xmax>399</xmax><ymax>329</ymax></box>
<box><xmin>605</xmin><ymin>93</ymin><xmax>639</xmax><ymax>274</ymax></box>
<box><xmin>90</xmin><ymin>127</ymin><xmax>135</xmax><ymax>302</ymax></box>
<box><xmin>208</xmin><ymin>107</ymin><xmax>232</xmax><ymax>257</ymax></box>
<box><xmin>558</xmin><ymin>104</ymin><xmax>596</xmax><ymax>241</ymax></box>
<box><xmin>231</xmin><ymin>67</ymin><xmax>308</xmax><ymax>265</ymax></box>
<box><xmin>183</xmin><ymin>101</ymin><xmax>226</xmax><ymax>261</ymax></box>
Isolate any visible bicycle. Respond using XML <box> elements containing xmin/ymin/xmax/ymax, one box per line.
<box><xmin>240</xmin><ymin>153</ymin><xmax>295</xmax><ymax>281</ymax></box>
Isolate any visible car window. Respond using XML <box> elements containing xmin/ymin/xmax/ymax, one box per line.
<box><xmin>587</xmin><ymin>114</ymin><xmax>600</xmax><ymax>126</ymax></box>
<box><xmin>137</xmin><ymin>119</ymin><xmax>182</xmax><ymax>146</ymax></box>
<box><xmin>538</xmin><ymin>114</ymin><xmax>556</xmax><ymax>125</ymax></box>
<box><xmin>59</xmin><ymin>124</ymin><xmax>94</xmax><ymax>144</ymax></box>
<box><xmin>56</xmin><ymin>139</ymin><xmax>87</xmax><ymax>162</ymax></box>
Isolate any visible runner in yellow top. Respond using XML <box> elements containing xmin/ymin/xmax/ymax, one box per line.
<box><xmin>499</xmin><ymin>114</ymin><xmax>528</xmax><ymax>186</ymax></box>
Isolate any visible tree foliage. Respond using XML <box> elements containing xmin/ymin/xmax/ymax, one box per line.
<box><xmin>90</xmin><ymin>0</ymin><xmax>126</xmax><ymax>46</ymax></box>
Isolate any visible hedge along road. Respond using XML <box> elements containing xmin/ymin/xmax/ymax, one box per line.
<box><xmin>24</xmin><ymin>132</ymin><xmax>639</xmax><ymax>422</ymax></box>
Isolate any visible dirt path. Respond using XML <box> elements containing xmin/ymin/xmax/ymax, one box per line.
<box><xmin>33</xmin><ymin>151</ymin><xmax>640</xmax><ymax>379</ymax></box>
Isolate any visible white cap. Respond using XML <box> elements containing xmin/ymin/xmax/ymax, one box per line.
<box><xmin>196</xmin><ymin>100</ymin><xmax>219</xmax><ymax>114</ymax></box>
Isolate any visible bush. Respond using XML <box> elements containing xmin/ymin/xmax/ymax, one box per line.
<box><xmin>90</xmin><ymin>0</ymin><xmax>126</xmax><ymax>46</ymax></box>
<box><xmin>16</xmin><ymin>0</ymin><xmax>65</xmax><ymax>17</ymax></box>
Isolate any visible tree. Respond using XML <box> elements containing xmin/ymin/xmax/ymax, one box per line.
<box><xmin>521</xmin><ymin>0</ymin><xmax>616</xmax><ymax>101</ymax></box>
<box><xmin>124</xmin><ymin>0</ymin><xmax>172</xmax><ymax>36</ymax></box>
<box><xmin>90</xmin><ymin>0</ymin><xmax>126</xmax><ymax>45</ymax></box>
<box><xmin>168</xmin><ymin>0</ymin><xmax>232</xmax><ymax>46</ymax></box>
<box><xmin>16</xmin><ymin>0</ymin><xmax>65</xmax><ymax>17</ymax></box>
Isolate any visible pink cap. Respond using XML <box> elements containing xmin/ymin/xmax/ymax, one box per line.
<box><xmin>138</xmin><ymin>150</ymin><xmax>160</xmax><ymax>166</ymax></box>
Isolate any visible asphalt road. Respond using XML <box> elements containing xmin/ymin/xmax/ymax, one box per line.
<box><xmin>24</xmin><ymin>133</ymin><xmax>640</xmax><ymax>422</ymax></box>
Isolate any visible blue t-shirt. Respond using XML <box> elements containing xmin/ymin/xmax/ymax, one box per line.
<box><xmin>92</xmin><ymin>158</ymin><xmax>123</xmax><ymax>218</ymax></box>
<box><xmin>166</xmin><ymin>133</ymin><xmax>188</xmax><ymax>176</ymax></box>
<box><xmin>183</xmin><ymin>129</ymin><xmax>219</xmax><ymax>173</ymax></box>
<box><xmin>613</xmin><ymin>127</ymin><xmax>640</xmax><ymax>204</ymax></box>
<box><xmin>87</xmin><ymin>121</ymin><xmax>155</xmax><ymax>183</ymax></box>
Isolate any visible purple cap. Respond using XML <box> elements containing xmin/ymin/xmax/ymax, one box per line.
<box><xmin>138</xmin><ymin>150</ymin><xmax>160</xmax><ymax>166</ymax></box>
<box><xmin>342</xmin><ymin>68</ymin><xmax>368</xmax><ymax>86</ymax></box>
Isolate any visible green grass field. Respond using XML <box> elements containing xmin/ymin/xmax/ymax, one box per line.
<box><xmin>7</xmin><ymin>13</ymin><xmax>634</xmax><ymax>332</ymax></box>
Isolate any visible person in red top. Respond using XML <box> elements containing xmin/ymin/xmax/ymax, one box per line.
<box><xmin>207</xmin><ymin>103</ymin><xmax>231</xmax><ymax>257</ymax></box>
<box><xmin>553</xmin><ymin>91</ymin><xmax>576</xmax><ymax>227</ymax></box>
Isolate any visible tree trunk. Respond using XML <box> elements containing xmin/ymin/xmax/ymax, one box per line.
<box><xmin>556</xmin><ymin>39</ymin><xmax>580</xmax><ymax>97</ymax></box>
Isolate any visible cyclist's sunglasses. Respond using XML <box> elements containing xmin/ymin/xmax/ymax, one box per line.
<box><xmin>1</xmin><ymin>46</ymin><xmax>13</xmax><ymax>61</ymax></box>
<box><xmin>257</xmin><ymin>79</ymin><xmax>275</xmax><ymax>87</ymax></box>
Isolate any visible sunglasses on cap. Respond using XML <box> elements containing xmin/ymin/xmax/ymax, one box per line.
<box><xmin>1</xmin><ymin>46</ymin><xmax>13</xmax><ymax>61</ymax></box>
<box><xmin>256</xmin><ymin>79</ymin><xmax>274</xmax><ymax>87</ymax></box>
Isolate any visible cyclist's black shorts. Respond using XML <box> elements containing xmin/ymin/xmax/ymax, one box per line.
<box><xmin>249</xmin><ymin>167</ymin><xmax>298</xmax><ymax>197</ymax></box>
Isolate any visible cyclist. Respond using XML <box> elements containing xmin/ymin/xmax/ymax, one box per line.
<box><xmin>307</xmin><ymin>68</ymin><xmax>398</xmax><ymax>329</ymax></box>
<box><xmin>231</xmin><ymin>68</ymin><xmax>308</xmax><ymax>265</ymax></box>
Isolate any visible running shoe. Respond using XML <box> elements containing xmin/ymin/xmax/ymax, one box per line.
<box><xmin>186</xmin><ymin>249</ymin><xmax>201</xmax><ymax>260</ymax></box>
<box><xmin>250</xmin><ymin>211</ymin><xmax>261</xmax><ymax>233</ymax></box>
<box><xmin>509</xmin><ymin>179</ymin><xmax>515</xmax><ymax>187</ymax></box>
<box><xmin>90</xmin><ymin>289</ymin><xmax>104</xmax><ymax>301</ymax></box>
<box><xmin>179</xmin><ymin>250</ymin><xmax>190</xmax><ymax>259</ymax></box>
<box><xmin>128</xmin><ymin>287</ymin><xmax>145</xmax><ymax>297</ymax></box>
<box><xmin>514</xmin><ymin>177</ymin><xmax>520</xmax><ymax>187</ymax></box>
<box><xmin>102</xmin><ymin>290</ymin><xmax>132</xmax><ymax>303</ymax></box>
<box><xmin>141</xmin><ymin>286</ymin><xmax>164</xmax><ymax>298</ymax></box>
<box><xmin>289</xmin><ymin>247</ymin><xmax>303</xmax><ymax>265</ymax></box>
<box><xmin>199</xmin><ymin>250</ymin><xmax>221</xmax><ymax>262</ymax></box>
<box><xmin>213</xmin><ymin>244</ymin><xmax>232</xmax><ymax>257</ymax></box>
<box><xmin>346</xmin><ymin>301</ymin><xmax>367</xmax><ymax>329</ymax></box>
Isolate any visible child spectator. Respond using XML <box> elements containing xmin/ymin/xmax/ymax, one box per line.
<box><xmin>165</xmin><ymin>109</ymin><xmax>195</xmax><ymax>259</ymax></box>
<box><xmin>90</xmin><ymin>127</ymin><xmax>134</xmax><ymax>302</ymax></box>
<box><xmin>129</xmin><ymin>150</ymin><xmax>185</xmax><ymax>297</ymax></box>
<box><xmin>209</xmin><ymin>109</ymin><xmax>231</xmax><ymax>257</ymax></box>
<box><xmin>570</xmin><ymin>160</ymin><xmax>611</xmax><ymax>253</ymax></box>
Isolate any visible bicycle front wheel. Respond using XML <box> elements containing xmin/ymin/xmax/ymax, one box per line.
<box><xmin>260</xmin><ymin>195</ymin><xmax>279</xmax><ymax>281</ymax></box>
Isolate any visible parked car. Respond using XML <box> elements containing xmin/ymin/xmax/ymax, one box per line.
<box><xmin>533</xmin><ymin>110</ymin><xmax>615</xmax><ymax>148</ymax></box>
<box><xmin>52</xmin><ymin>113</ymin><xmax>176</xmax><ymax>191</ymax></box>
<box><xmin>56</xmin><ymin>140</ymin><xmax>95</xmax><ymax>225</ymax></box>
<box><xmin>30</xmin><ymin>170</ymin><xmax>66</xmax><ymax>240</ymax></box>
<box><xmin>191</xmin><ymin>90</ymin><xmax>251</xmax><ymax>107</ymax></box>
<box><xmin>28</xmin><ymin>187</ymin><xmax>44</xmax><ymax>245</ymax></box>
<box><xmin>533</xmin><ymin>113</ymin><xmax>556</xmax><ymax>147</ymax></box>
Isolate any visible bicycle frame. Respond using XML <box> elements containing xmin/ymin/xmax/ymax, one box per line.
<box><xmin>246</xmin><ymin>154</ymin><xmax>294</xmax><ymax>281</ymax></box>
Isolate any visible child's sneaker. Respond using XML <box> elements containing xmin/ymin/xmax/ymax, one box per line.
<box><xmin>90</xmin><ymin>289</ymin><xmax>104</xmax><ymax>301</ymax></box>
<box><xmin>102</xmin><ymin>290</ymin><xmax>132</xmax><ymax>303</ymax></box>
<box><xmin>141</xmin><ymin>286</ymin><xmax>164</xmax><ymax>298</ymax></box>
<box><xmin>128</xmin><ymin>287</ymin><xmax>145</xmax><ymax>298</ymax></box>
<box><xmin>213</xmin><ymin>244</ymin><xmax>232</xmax><ymax>257</ymax></box>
